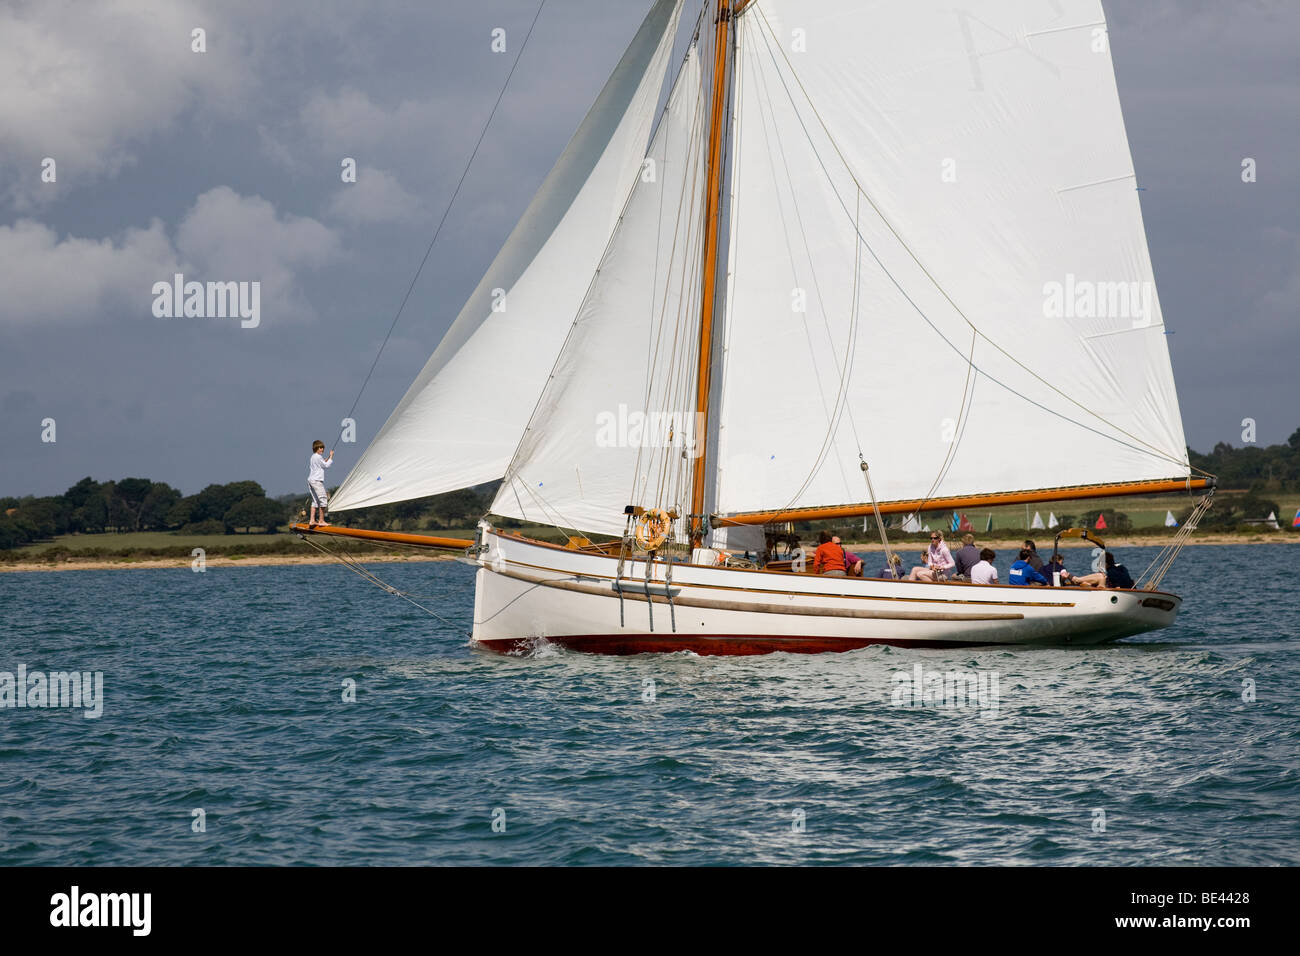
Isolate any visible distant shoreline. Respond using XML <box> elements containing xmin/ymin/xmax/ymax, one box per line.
<box><xmin>1</xmin><ymin>532</ymin><xmax>1294</xmax><ymax>572</ymax></box>
<box><xmin>0</xmin><ymin>552</ymin><xmax>457</xmax><ymax>573</ymax></box>
<box><xmin>846</xmin><ymin>532</ymin><xmax>1299</xmax><ymax>552</ymax></box>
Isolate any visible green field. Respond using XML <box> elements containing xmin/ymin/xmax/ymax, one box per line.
<box><xmin>2</xmin><ymin>522</ymin><xmax>571</xmax><ymax>562</ymax></box>
<box><xmin>17</xmin><ymin>531</ymin><xmax>293</xmax><ymax>553</ymax></box>
<box><xmin>881</xmin><ymin>492</ymin><xmax>1300</xmax><ymax>534</ymax></box>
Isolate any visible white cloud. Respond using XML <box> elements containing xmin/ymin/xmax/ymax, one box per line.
<box><xmin>177</xmin><ymin>187</ymin><xmax>341</xmax><ymax>319</ymax></box>
<box><xmin>0</xmin><ymin>0</ymin><xmax>253</xmax><ymax>208</ymax></box>
<box><xmin>0</xmin><ymin>188</ymin><xmax>339</xmax><ymax>325</ymax></box>
<box><xmin>300</xmin><ymin>87</ymin><xmax>448</xmax><ymax>157</ymax></box>
<box><xmin>326</xmin><ymin>167</ymin><xmax>421</xmax><ymax>224</ymax></box>
<box><xmin>0</xmin><ymin>219</ymin><xmax>179</xmax><ymax>322</ymax></box>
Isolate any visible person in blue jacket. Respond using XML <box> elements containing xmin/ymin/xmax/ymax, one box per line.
<box><xmin>1008</xmin><ymin>548</ymin><xmax>1050</xmax><ymax>586</ymax></box>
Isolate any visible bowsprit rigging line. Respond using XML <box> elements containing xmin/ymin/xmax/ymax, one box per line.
<box><xmin>332</xmin><ymin>0</ymin><xmax>548</xmax><ymax>452</ymax></box>
<box><xmin>296</xmin><ymin>530</ymin><xmax>470</xmax><ymax>633</ymax></box>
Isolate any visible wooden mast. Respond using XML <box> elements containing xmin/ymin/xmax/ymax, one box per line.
<box><xmin>689</xmin><ymin>0</ymin><xmax>733</xmax><ymax>549</ymax></box>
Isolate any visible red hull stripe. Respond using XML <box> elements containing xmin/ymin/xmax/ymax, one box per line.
<box><xmin>476</xmin><ymin>634</ymin><xmax>984</xmax><ymax>656</ymax></box>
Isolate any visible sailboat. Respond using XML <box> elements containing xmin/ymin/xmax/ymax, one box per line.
<box><xmin>297</xmin><ymin>0</ymin><xmax>1215</xmax><ymax>654</ymax></box>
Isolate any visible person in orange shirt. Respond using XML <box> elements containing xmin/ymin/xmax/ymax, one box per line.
<box><xmin>813</xmin><ymin>530</ymin><xmax>847</xmax><ymax>576</ymax></box>
<box><xmin>832</xmin><ymin>533</ymin><xmax>864</xmax><ymax>576</ymax></box>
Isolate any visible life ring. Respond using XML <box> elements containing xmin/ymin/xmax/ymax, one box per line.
<box><xmin>634</xmin><ymin>508</ymin><xmax>672</xmax><ymax>551</ymax></box>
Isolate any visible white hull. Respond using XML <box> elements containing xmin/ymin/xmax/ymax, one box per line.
<box><xmin>467</xmin><ymin>529</ymin><xmax>1180</xmax><ymax>655</ymax></box>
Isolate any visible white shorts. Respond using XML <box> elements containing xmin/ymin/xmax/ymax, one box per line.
<box><xmin>308</xmin><ymin>480</ymin><xmax>328</xmax><ymax>508</ymax></box>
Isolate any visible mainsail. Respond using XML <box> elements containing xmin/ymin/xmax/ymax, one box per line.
<box><xmin>329</xmin><ymin>0</ymin><xmax>683</xmax><ymax>512</ymax></box>
<box><xmin>714</xmin><ymin>0</ymin><xmax>1191</xmax><ymax>518</ymax></box>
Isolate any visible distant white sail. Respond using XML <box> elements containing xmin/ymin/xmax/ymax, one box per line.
<box><xmin>1048</xmin><ymin>512</ymin><xmax>1059</xmax><ymax>529</ymax></box>
<box><xmin>1030</xmin><ymin>511</ymin><xmax>1045</xmax><ymax>530</ymax></box>
<box><xmin>329</xmin><ymin>0</ymin><xmax>683</xmax><ymax>512</ymax></box>
<box><xmin>1164</xmin><ymin>509</ymin><xmax>1178</xmax><ymax>527</ymax></box>
<box><xmin>712</xmin><ymin>0</ymin><xmax>1190</xmax><ymax>516</ymax></box>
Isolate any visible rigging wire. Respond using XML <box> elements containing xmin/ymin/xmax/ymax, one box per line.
<box><xmin>332</xmin><ymin>0</ymin><xmax>549</xmax><ymax>452</ymax></box>
<box><xmin>297</xmin><ymin>531</ymin><xmax>470</xmax><ymax>633</ymax></box>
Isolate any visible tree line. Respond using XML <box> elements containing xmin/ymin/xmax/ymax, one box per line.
<box><xmin>1189</xmin><ymin>428</ymin><xmax>1300</xmax><ymax>494</ymax></box>
<box><xmin>0</xmin><ymin>477</ymin><xmax>497</xmax><ymax>550</ymax></box>
<box><xmin>3</xmin><ymin>432</ymin><xmax>1296</xmax><ymax>551</ymax></box>
<box><xmin>0</xmin><ymin>477</ymin><xmax>291</xmax><ymax>549</ymax></box>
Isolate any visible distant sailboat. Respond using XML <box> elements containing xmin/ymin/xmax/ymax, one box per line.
<box><xmin>299</xmin><ymin>0</ymin><xmax>1215</xmax><ymax>654</ymax></box>
<box><xmin>1048</xmin><ymin>512</ymin><xmax>1059</xmax><ymax>529</ymax></box>
<box><xmin>1165</xmin><ymin>510</ymin><xmax>1179</xmax><ymax>528</ymax></box>
<box><xmin>1030</xmin><ymin>511</ymin><xmax>1045</xmax><ymax>530</ymax></box>
<box><xmin>1095</xmin><ymin>514</ymin><xmax>1109</xmax><ymax>531</ymax></box>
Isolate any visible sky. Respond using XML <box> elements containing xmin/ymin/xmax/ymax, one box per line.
<box><xmin>1</xmin><ymin>0</ymin><xmax>1297</xmax><ymax>499</ymax></box>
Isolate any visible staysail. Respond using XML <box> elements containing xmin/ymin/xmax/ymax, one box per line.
<box><xmin>713</xmin><ymin>0</ymin><xmax>1192</xmax><ymax>518</ymax></box>
<box><xmin>491</xmin><ymin>42</ymin><xmax>711</xmax><ymax>537</ymax></box>
<box><xmin>328</xmin><ymin>0</ymin><xmax>684</xmax><ymax>512</ymax></box>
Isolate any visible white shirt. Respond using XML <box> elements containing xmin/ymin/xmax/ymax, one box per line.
<box><xmin>970</xmin><ymin>560</ymin><xmax>998</xmax><ymax>585</ymax></box>
<box><xmin>308</xmin><ymin>452</ymin><xmax>332</xmax><ymax>483</ymax></box>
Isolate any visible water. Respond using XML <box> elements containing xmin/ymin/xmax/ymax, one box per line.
<box><xmin>2</xmin><ymin>544</ymin><xmax>1297</xmax><ymax>865</ymax></box>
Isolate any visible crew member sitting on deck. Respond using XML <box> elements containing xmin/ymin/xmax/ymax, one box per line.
<box><xmin>813</xmin><ymin>530</ymin><xmax>847</xmax><ymax>576</ymax></box>
<box><xmin>879</xmin><ymin>553</ymin><xmax>905</xmax><ymax>579</ymax></box>
<box><xmin>1008</xmin><ymin>548</ymin><xmax>1050</xmax><ymax>586</ymax></box>
<box><xmin>908</xmin><ymin>531</ymin><xmax>954</xmax><ymax>582</ymax></box>
<box><xmin>970</xmin><ymin>548</ymin><xmax>998</xmax><ymax>584</ymax></box>
<box><xmin>952</xmin><ymin>533</ymin><xmax>980</xmax><ymax>580</ymax></box>
<box><xmin>1023</xmin><ymin>539</ymin><xmax>1045</xmax><ymax>571</ymax></box>
<box><xmin>832</xmin><ymin>534</ymin><xmax>864</xmax><ymax>577</ymax></box>
<box><xmin>1075</xmin><ymin>551</ymin><xmax>1135</xmax><ymax>589</ymax></box>
<box><xmin>1042</xmin><ymin>552</ymin><xmax>1076</xmax><ymax>585</ymax></box>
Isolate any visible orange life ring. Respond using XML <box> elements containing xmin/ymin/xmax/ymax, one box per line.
<box><xmin>634</xmin><ymin>508</ymin><xmax>672</xmax><ymax>551</ymax></box>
